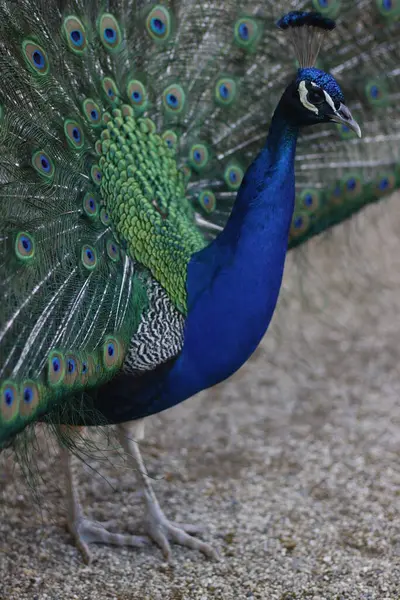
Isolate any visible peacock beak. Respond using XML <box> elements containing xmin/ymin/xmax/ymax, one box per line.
<box><xmin>330</xmin><ymin>103</ymin><xmax>362</xmax><ymax>138</ymax></box>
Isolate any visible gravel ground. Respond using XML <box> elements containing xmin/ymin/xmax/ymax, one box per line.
<box><xmin>1</xmin><ymin>194</ymin><xmax>400</xmax><ymax>600</ymax></box>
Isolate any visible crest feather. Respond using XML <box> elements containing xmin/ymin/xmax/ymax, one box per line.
<box><xmin>276</xmin><ymin>11</ymin><xmax>336</xmax><ymax>68</ymax></box>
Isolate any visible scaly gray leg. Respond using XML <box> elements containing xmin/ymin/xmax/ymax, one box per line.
<box><xmin>117</xmin><ymin>419</ymin><xmax>219</xmax><ymax>562</ymax></box>
<box><xmin>60</xmin><ymin>443</ymin><xmax>148</xmax><ymax>564</ymax></box>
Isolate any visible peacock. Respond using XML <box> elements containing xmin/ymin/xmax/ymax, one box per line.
<box><xmin>1</xmin><ymin>0</ymin><xmax>399</xmax><ymax>565</ymax></box>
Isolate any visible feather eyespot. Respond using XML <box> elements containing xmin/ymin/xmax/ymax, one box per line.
<box><xmin>102</xmin><ymin>337</ymin><xmax>122</xmax><ymax>370</ymax></box>
<box><xmin>180</xmin><ymin>165</ymin><xmax>192</xmax><ymax>184</ymax></box>
<box><xmin>215</xmin><ymin>78</ymin><xmax>237</xmax><ymax>106</ymax></box>
<box><xmin>121</xmin><ymin>104</ymin><xmax>134</xmax><ymax>118</ymax></box>
<box><xmin>189</xmin><ymin>144</ymin><xmax>209</xmax><ymax>171</ymax></box>
<box><xmin>127</xmin><ymin>80</ymin><xmax>147</xmax><ymax>111</ymax></box>
<box><xmin>146</xmin><ymin>6</ymin><xmax>171</xmax><ymax>41</ymax></box>
<box><xmin>100</xmin><ymin>207</ymin><xmax>111</xmax><ymax>227</ymax></box>
<box><xmin>48</xmin><ymin>351</ymin><xmax>65</xmax><ymax>386</ymax></box>
<box><xmin>20</xmin><ymin>381</ymin><xmax>40</xmax><ymax>417</ymax></box>
<box><xmin>162</xmin><ymin>130</ymin><xmax>178</xmax><ymax>150</ymax></box>
<box><xmin>224</xmin><ymin>164</ymin><xmax>244</xmax><ymax>190</ymax></box>
<box><xmin>376</xmin><ymin>0</ymin><xmax>400</xmax><ymax>16</ymax></box>
<box><xmin>326</xmin><ymin>182</ymin><xmax>344</xmax><ymax>206</ymax></box>
<box><xmin>299</xmin><ymin>189</ymin><xmax>321</xmax><ymax>213</ymax></box>
<box><xmin>342</xmin><ymin>173</ymin><xmax>363</xmax><ymax>200</ymax></box>
<box><xmin>1</xmin><ymin>382</ymin><xmax>19</xmax><ymax>422</ymax></box>
<box><xmin>234</xmin><ymin>18</ymin><xmax>259</xmax><ymax>49</ymax></box>
<box><xmin>4</xmin><ymin>387</ymin><xmax>15</xmax><ymax>406</ymax></box>
<box><xmin>337</xmin><ymin>122</ymin><xmax>357</xmax><ymax>140</ymax></box>
<box><xmin>64</xmin><ymin>355</ymin><xmax>81</xmax><ymax>386</ymax></box>
<box><xmin>99</xmin><ymin>14</ymin><xmax>122</xmax><ymax>51</ymax></box>
<box><xmin>86</xmin><ymin>355</ymin><xmax>97</xmax><ymax>381</ymax></box>
<box><xmin>81</xmin><ymin>245</ymin><xmax>97</xmax><ymax>270</ymax></box>
<box><xmin>102</xmin><ymin>77</ymin><xmax>119</xmax><ymax>103</ymax></box>
<box><xmin>22</xmin><ymin>40</ymin><xmax>49</xmax><ymax>75</ymax></box>
<box><xmin>63</xmin><ymin>16</ymin><xmax>87</xmax><ymax>53</ymax></box>
<box><xmin>311</xmin><ymin>0</ymin><xmax>341</xmax><ymax>17</ymax></box>
<box><xmin>79</xmin><ymin>357</ymin><xmax>93</xmax><ymax>385</ymax></box>
<box><xmin>32</xmin><ymin>150</ymin><xmax>55</xmax><ymax>180</ymax></box>
<box><xmin>375</xmin><ymin>172</ymin><xmax>395</xmax><ymax>196</ymax></box>
<box><xmin>67</xmin><ymin>358</ymin><xmax>76</xmax><ymax>373</ymax></box>
<box><xmin>15</xmin><ymin>232</ymin><xmax>35</xmax><ymax>260</ymax></box>
<box><xmin>64</xmin><ymin>119</ymin><xmax>84</xmax><ymax>150</ymax></box>
<box><xmin>198</xmin><ymin>190</ymin><xmax>216</xmax><ymax>214</ymax></box>
<box><xmin>83</xmin><ymin>99</ymin><xmax>102</xmax><ymax>126</ymax></box>
<box><xmin>91</xmin><ymin>164</ymin><xmax>102</xmax><ymax>186</ymax></box>
<box><xmin>365</xmin><ymin>81</ymin><xmax>388</xmax><ymax>107</ymax></box>
<box><xmin>106</xmin><ymin>239</ymin><xmax>120</xmax><ymax>262</ymax></box>
<box><xmin>83</xmin><ymin>192</ymin><xmax>99</xmax><ymax>218</ymax></box>
<box><xmin>290</xmin><ymin>213</ymin><xmax>310</xmax><ymax>238</ymax></box>
<box><xmin>162</xmin><ymin>84</ymin><xmax>185</xmax><ymax>114</ymax></box>
<box><xmin>370</xmin><ymin>85</ymin><xmax>381</xmax><ymax>99</ymax></box>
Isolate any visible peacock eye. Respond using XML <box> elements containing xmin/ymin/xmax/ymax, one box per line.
<box><xmin>307</xmin><ymin>88</ymin><xmax>325</xmax><ymax>105</ymax></box>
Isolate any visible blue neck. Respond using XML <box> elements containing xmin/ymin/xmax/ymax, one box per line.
<box><xmin>145</xmin><ymin>104</ymin><xmax>299</xmax><ymax>415</ymax></box>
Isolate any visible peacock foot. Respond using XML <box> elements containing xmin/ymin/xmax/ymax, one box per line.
<box><xmin>143</xmin><ymin>498</ymin><xmax>219</xmax><ymax>563</ymax></box>
<box><xmin>66</xmin><ymin>510</ymin><xmax>149</xmax><ymax>565</ymax></box>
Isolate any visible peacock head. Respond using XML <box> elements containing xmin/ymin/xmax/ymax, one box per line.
<box><xmin>281</xmin><ymin>67</ymin><xmax>361</xmax><ymax>137</ymax></box>
<box><xmin>277</xmin><ymin>11</ymin><xmax>361</xmax><ymax>138</ymax></box>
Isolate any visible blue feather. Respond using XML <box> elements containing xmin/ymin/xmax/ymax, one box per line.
<box><xmin>277</xmin><ymin>11</ymin><xmax>336</xmax><ymax>31</ymax></box>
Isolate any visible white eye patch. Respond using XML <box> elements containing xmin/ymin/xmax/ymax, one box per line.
<box><xmin>323</xmin><ymin>89</ymin><xmax>336</xmax><ymax>111</ymax></box>
<box><xmin>299</xmin><ymin>81</ymin><xmax>337</xmax><ymax>115</ymax></box>
<box><xmin>311</xmin><ymin>81</ymin><xmax>336</xmax><ymax>110</ymax></box>
<box><xmin>298</xmin><ymin>80</ymin><xmax>318</xmax><ymax>114</ymax></box>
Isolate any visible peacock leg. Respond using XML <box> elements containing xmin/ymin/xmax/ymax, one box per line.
<box><xmin>60</xmin><ymin>440</ymin><xmax>148</xmax><ymax>564</ymax></box>
<box><xmin>117</xmin><ymin>419</ymin><xmax>219</xmax><ymax>562</ymax></box>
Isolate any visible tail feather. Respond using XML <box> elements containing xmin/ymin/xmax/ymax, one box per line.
<box><xmin>0</xmin><ymin>0</ymin><xmax>398</xmax><ymax>447</ymax></box>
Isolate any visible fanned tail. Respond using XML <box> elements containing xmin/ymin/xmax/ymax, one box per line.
<box><xmin>0</xmin><ymin>0</ymin><xmax>399</xmax><ymax>448</ymax></box>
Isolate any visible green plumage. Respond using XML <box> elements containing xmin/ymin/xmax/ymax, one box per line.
<box><xmin>98</xmin><ymin>108</ymin><xmax>205</xmax><ymax>311</ymax></box>
<box><xmin>0</xmin><ymin>0</ymin><xmax>399</xmax><ymax>450</ymax></box>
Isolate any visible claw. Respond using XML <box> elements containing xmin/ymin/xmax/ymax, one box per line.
<box><xmin>67</xmin><ymin>515</ymin><xmax>149</xmax><ymax>564</ymax></box>
<box><xmin>144</xmin><ymin>501</ymin><xmax>219</xmax><ymax>562</ymax></box>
